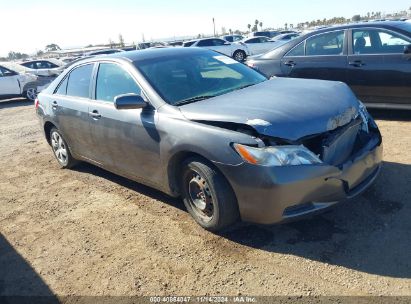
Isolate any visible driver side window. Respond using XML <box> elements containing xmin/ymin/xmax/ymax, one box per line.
<box><xmin>95</xmin><ymin>63</ymin><xmax>141</xmax><ymax>103</ymax></box>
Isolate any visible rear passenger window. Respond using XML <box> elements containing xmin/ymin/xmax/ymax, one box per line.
<box><xmin>55</xmin><ymin>76</ymin><xmax>68</xmax><ymax>95</ymax></box>
<box><xmin>286</xmin><ymin>41</ymin><xmax>305</xmax><ymax>56</ymax></box>
<box><xmin>66</xmin><ymin>64</ymin><xmax>93</xmax><ymax>98</ymax></box>
<box><xmin>306</xmin><ymin>31</ymin><xmax>345</xmax><ymax>56</ymax></box>
<box><xmin>95</xmin><ymin>63</ymin><xmax>141</xmax><ymax>102</ymax></box>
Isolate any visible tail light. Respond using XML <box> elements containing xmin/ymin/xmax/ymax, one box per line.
<box><xmin>34</xmin><ymin>98</ymin><xmax>39</xmax><ymax>110</ymax></box>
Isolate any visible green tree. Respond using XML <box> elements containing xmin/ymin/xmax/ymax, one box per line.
<box><xmin>352</xmin><ymin>14</ymin><xmax>361</xmax><ymax>22</ymax></box>
<box><xmin>45</xmin><ymin>44</ymin><xmax>61</xmax><ymax>52</ymax></box>
<box><xmin>247</xmin><ymin>24</ymin><xmax>251</xmax><ymax>32</ymax></box>
<box><xmin>259</xmin><ymin>21</ymin><xmax>263</xmax><ymax>30</ymax></box>
<box><xmin>7</xmin><ymin>51</ymin><xmax>29</xmax><ymax>60</ymax></box>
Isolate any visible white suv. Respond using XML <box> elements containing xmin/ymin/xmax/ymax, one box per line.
<box><xmin>0</xmin><ymin>63</ymin><xmax>39</xmax><ymax>101</ymax></box>
<box><xmin>183</xmin><ymin>38</ymin><xmax>250</xmax><ymax>61</ymax></box>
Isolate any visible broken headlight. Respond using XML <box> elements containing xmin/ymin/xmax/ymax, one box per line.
<box><xmin>233</xmin><ymin>144</ymin><xmax>323</xmax><ymax>166</ymax></box>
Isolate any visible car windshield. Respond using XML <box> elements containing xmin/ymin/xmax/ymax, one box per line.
<box><xmin>135</xmin><ymin>51</ymin><xmax>267</xmax><ymax>105</ymax></box>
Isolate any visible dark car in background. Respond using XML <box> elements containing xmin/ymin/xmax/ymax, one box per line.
<box><xmin>249</xmin><ymin>31</ymin><xmax>280</xmax><ymax>38</ymax></box>
<box><xmin>36</xmin><ymin>48</ymin><xmax>382</xmax><ymax>232</ymax></box>
<box><xmin>246</xmin><ymin>21</ymin><xmax>411</xmax><ymax>109</ymax></box>
<box><xmin>222</xmin><ymin>35</ymin><xmax>244</xmax><ymax>42</ymax></box>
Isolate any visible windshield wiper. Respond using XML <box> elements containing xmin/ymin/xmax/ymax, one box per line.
<box><xmin>174</xmin><ymin>95</ymin><xmax>217</xmax><ymax>106</ymax></box>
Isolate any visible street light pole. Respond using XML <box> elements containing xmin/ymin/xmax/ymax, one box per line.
<box><xmin>213</xmin><ymin>17</ymin><xmax>216</xmax><ymax>37</ymax></box>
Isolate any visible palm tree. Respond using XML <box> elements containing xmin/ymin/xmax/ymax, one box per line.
<box><xmin>259</xmin><ymin>21</ymin><xmax>263</xmax><ymax>30</ymax></box>
<box><xmin>247</xmin><ymin>24</ymin><xmax>251</xmax><ymax>32</ymax></box>
<box><xmin>284</xmin><ymin>23</ymin><xmax>288</xmax><ymax>30</ymax></box>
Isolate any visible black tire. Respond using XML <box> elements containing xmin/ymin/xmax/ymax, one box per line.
<box><xmin>49</xmin><ymin>127</ymin><xmax>78</xmax><ymax>169</ymax></box>
<box><xmin>23</xmin><ymin>86</ymin><xmax>37</xmax><ymax>101</ymax></box>
<box><xmin>180</xmin><ymin>157</ymin><xmax>239</xmax><ymax>232</ymax></box>
<box><xmin>233</xmin><ymin>50</ymin><xmax>246</xmax><ymax>62</ymax></box>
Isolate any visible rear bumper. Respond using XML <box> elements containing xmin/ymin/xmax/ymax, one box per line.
<box><xmin>216</xmin><ymin>139</ymin><xmax>383</xmax><ymax>225</ymax></box>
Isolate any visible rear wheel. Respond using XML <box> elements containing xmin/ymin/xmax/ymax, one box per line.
<box><xmin>50</xmin><ymin>127</ymin><xmax>77</xmax><ymax>168</ymax></box>
<box><xmin>24</xmin><ymin>87</ymin><xmax>37</xmax><ymax>101</ymax></box>
<box><xmin>233</xmin><ymin>50</ymin><xmax>246</xmax><ymax>62</ymax></box>
<box><xmin>181</xmin><ymin>157</ymin><xmax>239</xmax><ymax>232</ymax></box>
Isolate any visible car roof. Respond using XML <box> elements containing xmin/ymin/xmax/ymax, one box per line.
<box><xmin>308</xmin><ymin>20</ymin><xmax>410</xmax><ymax>34</ymax></box>
<box><xmin>243</xmin><ymin>36</ymin><xmax>269</xmax><ymax>41</ymax></box>
<box><xmin>68</xmin><ymin>47</ymin><xmax>216</xmax><ymax>66</ymax></box>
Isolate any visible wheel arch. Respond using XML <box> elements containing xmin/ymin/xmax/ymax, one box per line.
<box><xmin>44</xmin><ymin>121</ymin><xmax>57</xmax><ymax>145</ymax></box>
<box><xmin>167</xmin><ymin>150</ymin><xmax>231</xmax><ymax>197</ymax></box>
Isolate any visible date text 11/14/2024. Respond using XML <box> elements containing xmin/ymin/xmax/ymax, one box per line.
<box><xmin>149</xmin><ymin>296</ymin><xmax>257</xmax><ymax>303</ymax></box>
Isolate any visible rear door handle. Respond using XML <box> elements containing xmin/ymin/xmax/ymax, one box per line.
<box><xmin>89</xmin><ymin>110</ymin><xmax>101</xmax><ymax>119</ymax></box>
<box><xmin>51</xmin><ymin>101</ymin><xmax>58</xmax><ymax>110</ymax></box>
<box><xmin>284</xmin><ymin>60</ymin><xmax>296</xmax><ymax>67</ymax></box>
<box><xmin>349</xmin><ymin>60</ymin><xmax>365</xmax><ymax>67</ymax></box>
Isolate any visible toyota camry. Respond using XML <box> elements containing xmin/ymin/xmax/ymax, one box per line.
<box><xmin>35</xmin><ymin>48</ymin><xmax>382</xmax><ymax>231</ymax></box>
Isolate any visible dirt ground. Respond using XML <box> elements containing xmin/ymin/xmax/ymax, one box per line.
<box><xmin>0</xmin><ymin>99</ymin><xmax>410</xmax><ymax>298</ymax></box>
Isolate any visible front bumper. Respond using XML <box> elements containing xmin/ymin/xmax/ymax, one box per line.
<box><xmin>216</xmin><ymin>136</ymin><xmax>383</xmax><ymax>225</ymax></box>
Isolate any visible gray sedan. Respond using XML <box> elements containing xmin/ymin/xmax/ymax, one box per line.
<box><xmin>35</xmin><ymin>48</ymin><xmax>382</xmax><ymax>231</ymax></box>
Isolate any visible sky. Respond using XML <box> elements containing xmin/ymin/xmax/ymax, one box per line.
<box><xmin>1</xmin><ymin>0</ymin><xmax>410</xmax><ymax>56</ymax></box>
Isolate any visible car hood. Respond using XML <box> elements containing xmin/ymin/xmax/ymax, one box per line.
<box><xmin>179</xmin><ymin>78</ymin><xmax>360</xmax><ymax>141</ymax></box>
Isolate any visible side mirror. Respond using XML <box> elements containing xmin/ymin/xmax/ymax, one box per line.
<box><xmin>114</xmin><ymin>94</ymin><xmax>148</xmax><ymax>110</ymax></box>
<box><xmin>404</xmin><ymin>44</ymin><xmax>411</xmax><ymax>55</ymax></box>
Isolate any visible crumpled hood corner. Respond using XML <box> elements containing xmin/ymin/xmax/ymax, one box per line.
<box><xmin>180</xmin><ymin>78</ymin><xmax>360</xmax><ymax>141</ymax></box>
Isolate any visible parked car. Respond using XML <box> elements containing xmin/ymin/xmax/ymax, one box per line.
<box><xmin>183</xmin><ymin>38</ymin><xmax>250</xmax><ymax>61</ymax></box>
<box><xmin>19</xmin><ymin>59</ymin><xmax>65</xmax><ymax>77</ymax></box>
<box><xmin>85</xmin><ymin>49</ymin><xmax>125</xmax><ymax>56</ymax></box>
<box><xmin>246</xmin><ymin>21</ymin><xmax>411</xmax><ymax>109</ymax></box>
<box><xmin>36</xmin><ymin>48</ymin><xmax>382</xmax><ymax>231</ymax></box>
<box><xmin>270</xmin><ymin>33</ymin><xmax>300</xmax><ymax>42</ymax></box>
<box><xmin>279</xmin><ymin>30</ymin><xmax>299</xmax><ymax>35</ymax></box>
<box><xmin>222</xmin><ymin>35</ymin><xmax>244</xmax><ymax>42</ymax></box>
<box><xmin>249</xmin><ymin>31</ymin><xmax>280</xmax><ymax>38</ymax></box>
<box><xmin>238</xmin><ymin>36</ymin><xmax>284</xmax><ymax>55</ymax></box>
<box><xmin>0</xmin><ymin>62</ymin><xmax>39</xmax><ymax>101</ymax></box>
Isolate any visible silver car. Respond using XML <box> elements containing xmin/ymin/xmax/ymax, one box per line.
<box><xmin>35</xmin><ymin>48</ymin><xmax>382</xmax><ymax>232</ymax></box>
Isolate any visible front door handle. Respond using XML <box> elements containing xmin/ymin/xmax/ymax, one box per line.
<box><xmin>349</xmin><ymin>60</ymin><xmax>365</xmax><ymax>67</ymax></box>
<box><xmin>51</xmin><ymin>101</ymin><xmax>58</xmax><ymax>110</ymax></box>
<box><xmin>284</xmin><ymin>60</ymin><xmax>296</xmax><ymax>67</ymax></box>
<box><xmin>89</xmin><ymin>110</ymin><xmax>101</xmax><ymax>119</ymax></box>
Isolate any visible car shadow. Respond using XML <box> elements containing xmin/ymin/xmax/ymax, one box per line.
<box><xmin>368</xmin><ymin>108</ymin><xmax>411</xmax><ymax>121</ymax></box>
<box><xmin>0</xmin><ymin>234</ymin><xmax>58</xmax><ymax>301</ymax></box>
<box><xmin>220</xmin><ymin>161</ymin><xmax>411</xmax><ymax>279</ymax></box>
<box><xmin>73</xmin><ymin>162</ymin><xmax>185</xmax><ymax>212</ymax></box>
<box><xmin>74</xmin><ymin>160</ymin><xmax>410</xmax><ymax>279</ymax></box>
<box><xmin>0</xmin><ymin>98</ymin><xmax>32</xmax><ymax>110</ymax></box>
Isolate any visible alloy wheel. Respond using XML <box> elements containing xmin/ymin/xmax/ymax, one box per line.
<box><xmin>51</xmin><ymin>131</ymin><xmax>68</xmax><ymax>166</ymax></box>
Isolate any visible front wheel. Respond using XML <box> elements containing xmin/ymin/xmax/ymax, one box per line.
<box><xmin>181</xmin><ymin>157</ymin><xmax>239</xmax><ymax>232</ymax></box>
<box><xmin>50</xmin><ymin>127</ymin><xmax>78</xmax><ymax>168</ymax></box>
<box><xmin>233</xmin><ymin>50</ymin><xmax>246</xmax><ymax>62</ymax></box>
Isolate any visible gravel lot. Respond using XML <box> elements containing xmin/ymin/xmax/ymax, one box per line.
<box><xmin>0</xmin><ymin>99</ymin><xmax>410</xmax><ymax>298</ymax></box>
